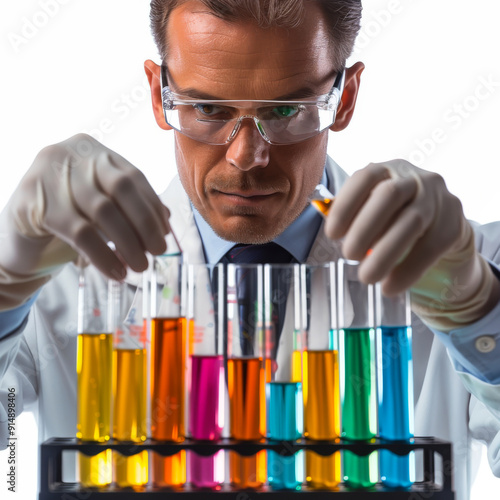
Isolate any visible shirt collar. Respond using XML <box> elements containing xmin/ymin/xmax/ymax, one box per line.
<box><xmin>192</xmin><ymin>168</ymin><xmax>328</xmax><ymax>264</ymax></box>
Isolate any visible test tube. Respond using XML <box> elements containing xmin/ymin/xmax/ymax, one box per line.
<box><xmin>187</xmin><ymin>264</ymin><xmax>225</xmax><ymax>489</ymax></box>
<box><xmin>264</xmin><ymin>263</ymin><xmax>304</xmax><ymax>490</ymax></box>
<box><xmin>150</xmin><ymin>244</ymin><xmax>188</xmax><ymax>487</ymax></box>
<box><xmin>338</xmin><ymin>259</ymin><xmax>378</xmax><ymax>489</ymax></box>
<box><xmin>375</xmin><ymin>285</ymin><xmax>415</xmax><ymax>489</ymax></box>
<box><xmin>301</xmin><ymin>263</ymin><xmax>341</xmax><ymax>489</ymax></box>
<box><xmin>111</xmin><ymin>280</ymin><xmax>148</xmax><ymax>489</ymax></box>
<box><xmin>76</xmin><ymin>265</ymin><xmax>114</xmax><ymax>488</ymax></box>
<box><xmin>309</xmin><ymin>184</ymin><xmax>335</xmax><ymax>216</ymax></box>
<box><xmin>226</xmin><ymin>263</ymin><xmax>266</xmax><ymax>489</ymax></box>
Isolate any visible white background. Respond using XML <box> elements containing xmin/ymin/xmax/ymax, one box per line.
<box><xmin>1</xmin><ymin>0</ymin><xmax>500</xmax><ymax>498</ymax></box>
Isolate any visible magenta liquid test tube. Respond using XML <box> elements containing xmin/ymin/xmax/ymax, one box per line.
<box><xmin>187</xmin><ymin>264</ymin><xmax>225</xmax><ymax>489</ymax></box>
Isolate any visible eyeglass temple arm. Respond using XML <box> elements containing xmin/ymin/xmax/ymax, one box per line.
<box><xmin>330</xmin><ymin>67</ymin><xmax>346</xmax><ymax>101</ymax></box>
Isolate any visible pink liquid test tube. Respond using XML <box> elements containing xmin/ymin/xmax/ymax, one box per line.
<box><xmin>187</xmin><ymin>264</ymin><xmax>225</xmax><ymax>489</ymax></box>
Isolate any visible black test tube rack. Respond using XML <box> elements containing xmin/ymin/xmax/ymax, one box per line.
<box><xmin>39</xmin><ymin>436</ymin><xmax>455</xmax><ymax>499</ymax></box>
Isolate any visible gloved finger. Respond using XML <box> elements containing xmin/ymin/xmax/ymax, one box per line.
<box><xmin>58</xmin><ymin>217</ymin><xmax>127</xmax><ymax>281</ymax></box>
<box><xmin>93</xmin><ymin>157</ymin><xmax>168</xmax><ymax>255</ymax></box>
<box><xmin>99</xmin><ymin>152</ymin><xmax>170</xmax><ymax>233</ymax></box>
<box><xmin>356</xmin><ymin>203</ymin><xmax>435</xmax><ymax>287</ymax></box>
<box><xmin>342</xmin><ymin>176</ymin><xmax>419</xmax><ymax>261</ymax></box>
<box><xmin>70</xmin><ymin>181</ymin><xmax>150</xmax><ymax>272</ymax></box>
<box><xmin>325</xmin><ymin>163</ymin><xmax>391</xmax><ymax>239</ymax></box>
<box><xmin>380</xmin><ymin>199</ymin><xmax>465</xmax><ymax>295</ymax></box>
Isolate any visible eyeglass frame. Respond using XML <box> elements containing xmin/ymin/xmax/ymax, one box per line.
<box><xmin>160</xmin><ymin>63</ymin><xmax>346</xmax><ymax>145</ymax></box>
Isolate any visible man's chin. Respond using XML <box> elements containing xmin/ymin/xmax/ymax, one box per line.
<box><xmin>214</xmin><ymin>216</ymin><xmax>286</xmax><ymax>244</ymax></box>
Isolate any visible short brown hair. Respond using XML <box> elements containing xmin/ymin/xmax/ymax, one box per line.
<box><xmin>150</xmin><ymin>0</ymin><xmax>362</xmax><ymax>71</ymax></box>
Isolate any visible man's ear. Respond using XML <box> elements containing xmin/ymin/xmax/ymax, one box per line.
<box><xmin>144</xmin><ymin>59</ymin><xmax>173</xmax><ymax>131</ymax></box>
<box><xmin>330</xmin><ymin>61</ymin><xmax>365</xmax><ymax>132</ymax></box>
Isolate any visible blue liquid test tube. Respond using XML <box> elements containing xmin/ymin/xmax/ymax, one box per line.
<box><xmin>375</xmin><ymin>285</ymin><xmax>415</xmax><ymax>489</ymax></box>
<box><xmin>264</xmin><ymin>263</ymin><xmax>304</xmax><ymax>490</ymax></box>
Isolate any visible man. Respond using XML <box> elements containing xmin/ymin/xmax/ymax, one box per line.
<box><xmin>1</xmin><ymin>1</ymin><xmax>499</xmax><ymax>498</ymax></box>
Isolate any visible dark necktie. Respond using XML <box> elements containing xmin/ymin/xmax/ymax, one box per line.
<box><xmin>221</xmin><ymin>242</ymin><xmax>296</xmax><ymax>355</ymax></box>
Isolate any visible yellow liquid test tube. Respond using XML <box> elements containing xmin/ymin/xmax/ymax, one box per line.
<box><xmin>76</xmin><ymin>332</ymin><xmax>113</xmax><ymax>488</ymax></box>
<box><xmin>113</xmin><ymin>347</ymin><xmax>148</xmax><ymax>489</ymax></box>
<box><xmin>303</xmin><ymin>350</ymin><xmax>341</xmax><ymax>489</ymax></box>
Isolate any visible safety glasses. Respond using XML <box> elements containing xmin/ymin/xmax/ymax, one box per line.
<box><xmin>160</xmin><ymin>64</ymin><xmax>345</xmax><ymax>145</ymax></box>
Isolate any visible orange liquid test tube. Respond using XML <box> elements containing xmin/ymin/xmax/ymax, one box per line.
<box><xmin>150</xmin><ymin>316</ymin><xmax>187</xmax><ymax>487</ymax></box>
<box><xmin>226</xmin><ymin>263</ymin><xmax>267</xmax><ymax>489</ymax></box>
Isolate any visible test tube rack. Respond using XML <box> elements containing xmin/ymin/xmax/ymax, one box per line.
<box><xmin>39</xmin><ymin>436</ymin><xmax>454</xmax><ymax>499</ymax></box>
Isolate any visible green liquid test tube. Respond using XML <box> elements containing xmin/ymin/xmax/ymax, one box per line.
<box><xmin>338</xmin><ymin>260</ymin><xmax>378</xmax><ymax>489</ymax></box>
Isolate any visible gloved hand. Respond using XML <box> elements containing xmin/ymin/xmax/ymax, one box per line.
<box><xmin>0</xmin><ymin>134</ymin><xmax>169</xmax><ymax>310</ymax></box>
<box><xmin>324</xmin><ymin>159</ymin><xmax>500</xmax><ymax>331</ymax></box>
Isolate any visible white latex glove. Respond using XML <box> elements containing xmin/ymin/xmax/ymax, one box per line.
<box><xmin>0</xmin><ymin>134</ymin><xmax>169</xmax><ymax>310</ymax></box>
<box><xmin>324</xmin><ymin>159</ymin><xmax>500</xmax><ymax>331</ymax></box>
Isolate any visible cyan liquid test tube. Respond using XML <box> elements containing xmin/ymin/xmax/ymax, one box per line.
<box><xmin>338</xmin><ymin>259</ymin><xmax>378</xmax><ymax>489</ymax></box>
<box><xmin>226</xmin><ymin>263</ymin><xmax>266</xmax><ymax>489</ymax></box>
<box><xmin>187</xmin><ymin>264</ymin><xmax>225</xmax><ymax>489</ymax></box>
<box><xmin>264</xmin><ymin>264</ymin><xmax>304</xmax><ymax>490</ymax></box>
<box><xmin>375</xmin><ymin>285</ymin><xmax>415</xmax><ymax>489</ymax></box>
<box><xmin>300</xmin><ymin>263</ymin><xmax>340</xmax><ymax>489</ymax></box>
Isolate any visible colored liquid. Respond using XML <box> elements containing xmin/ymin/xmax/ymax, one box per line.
<box><xmin>78</xmin><ymin>449</ymin><xmax>112</xmax><ymax>488</ymax></box>
<box><xmin>311</xmin><ymin>198</ymin><xmax>333</xmax><ymax>216</ymax></box>
<box><xmin>189</xmin><ymin>355</ymin><xmax>224</xmax><ymax>440</ymax></box>
<box><xmin>227</xmin><ymin>357</ymin><xmax>265</xmax><ymax>440</ymax></box>
<box><xmin>113</xmin><ymin>348</ymin><xmax>148</xmax><ymax>488</ymax></box>
<box><xmin>302</xmin><ymin>350</ymin><xmax>340</xmax><ymax>488</ymax></box>
<box><xmin>267</xmin><ymin>381</ymin><xmax>302</xmax><ymax>440</ymax></box>
<box><xmin>266</xmin><ymin>381</ymin><xmax>303</xmax><ymax>490</ymax></box>
<box><xmin>150</xmin><ymin>317</ymin><xmax>186</xmax><ymax>441</ymax></box>
<box><xmin>188</xmin><ymin>451</ymin><xmax>224</xmax><ymax>490</ymax></box>
<box><xmin>378</xmin><ymin>326</ymin><xmax>415</xmax><ymax>489</ymax></box>
<box><xmin>341</xmin><ymin>327</ymin><xmax>377</xmax><ymax>489</ymax></box>
<box><xmin>343</xmin><ymin>449</ymin><xmax>378</xmax><ymax>489</ymax></box>
<box><xmin>303</xmin><ymin>350</ymin><xmax>339</xmax><ymax>440</ymax></box>
<box><xmin>305</xmin><ymin>452</ymin><xmax>340</xmax><ymax>490</ymax></box>
<box><xmin>152</xmin><ymin>451</ymin><xmax>186</xmax><ymax>488</ymax></box>
<box><xmin>229</xmin><ymin>451</ymin><xmax>267</xmax><ymax>489</ymax></box>
<box><xmin>151</xmin><ymin>317</ymin><xmax>186</xmax><ymax>487</ymax></box>
<box><xmin>76</xmin><ymin>333</ymin><xmax>113</xmax><ymax>487</ymax></box>
<box><xmin>113</xmin><ymin>451</ymin><xmax>148</xmax><ymax>490</ymax></box>
<box><xmin>268</xmin><ymin>450</ymin><xmax>303</xmax><ymax>490</ymax></box>
<box><xmin>189</xmin><ymin>354</ymin><xmax>224</xmax><ymax>488</ymax></box>
<box><xmin>292</xmin><ymin>350</ymin><xmax>302</xmax><ymax>382</ymax></box>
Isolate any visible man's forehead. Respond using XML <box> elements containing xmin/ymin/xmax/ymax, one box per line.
<box><xmin>165</xmin><ymin>1</ymin><xmax>334</xmax><ymax>100</ymax></box>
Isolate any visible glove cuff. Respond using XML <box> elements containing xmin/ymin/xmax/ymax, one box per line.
<box><xmin>411</xmin><ymin>222</ymin><xmax>499</xmax><ymax>332</ymax></box>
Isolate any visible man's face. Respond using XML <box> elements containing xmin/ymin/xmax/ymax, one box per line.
<box><xmin>166</xmin><ymin>1</ymin><xmax>336</xmax><ymax>243</ymax></box>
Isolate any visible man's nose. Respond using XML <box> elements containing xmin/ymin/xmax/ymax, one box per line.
<box><xmin>225</xmin><ymin>117</ymin><xmax>270</xmax><ymax>171</ymax></box>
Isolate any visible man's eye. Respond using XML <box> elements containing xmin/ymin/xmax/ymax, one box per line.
<box><xmin>273</xmin><ymin>105</ymin><xmax>299</xmax><ymax>118</ymax></box>
<box><xmin>194</xmin><ymin>104</ymin><xmax>224</xmax><ymax>116</ymax></box>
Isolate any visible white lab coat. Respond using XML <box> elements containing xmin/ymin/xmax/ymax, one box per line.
<box><xmin>1</xmin><ymin>157</ymin><xmax>499</xmax><ymax>499</ymax></box>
